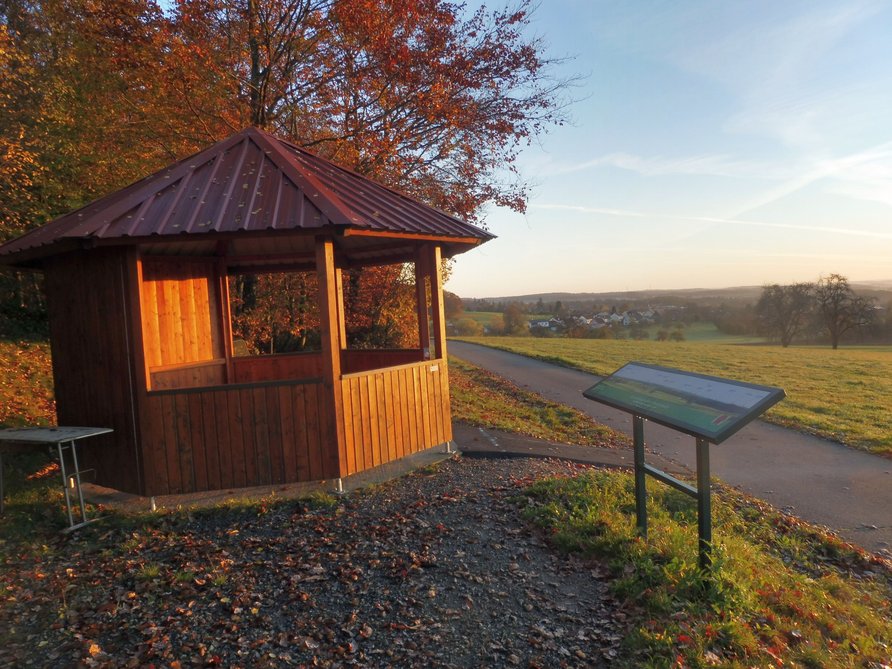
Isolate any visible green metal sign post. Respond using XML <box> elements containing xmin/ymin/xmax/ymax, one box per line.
<box><xmin>585</xmin><ymin>363</ymin><xmax>784</xmax><ymax>571</ymax></box>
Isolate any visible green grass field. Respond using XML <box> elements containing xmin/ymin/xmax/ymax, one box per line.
<box><xmin>454</xmin><ymin>336</ymin><xmax>892</xmax><ymax>457</ymax></box>
<box><xmin>462</xmin><ymin>311</ymin><xmax>550</xmax><ymax>327</ymax></box>
<box><xmin>643</xmin><ymin>321</ymin><xmax>765</xmax><ymax>344</ymax></box>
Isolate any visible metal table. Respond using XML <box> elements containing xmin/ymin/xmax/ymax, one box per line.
<box><xmin>0</xmin><ymin>426</ymin><xmax>113</xmax><ymax>532</ymax></box>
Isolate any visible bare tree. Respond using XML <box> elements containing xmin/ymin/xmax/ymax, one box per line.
<box><xmin>814</xmin><ymin>274</ymin><xmax>874</xmax><ymax>349</ymax></box>
<box><xmin>755</xmin><ymin>283</ymin><xmax>814</xmax><ymax>347</ymax></box>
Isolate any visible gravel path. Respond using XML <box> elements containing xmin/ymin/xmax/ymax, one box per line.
<box><xmin>2</xmin><ymin>456</ymin><xmax>626</xmax><ymax>668</ymax></box>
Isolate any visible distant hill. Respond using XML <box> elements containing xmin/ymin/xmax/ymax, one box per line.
<box><xmin>471</xmin><ymin>280</ymin><xmax>892</xmax><ymax>306</ymax></box>
<box><xmin>472</xmin><ymin>286</ymin><xmax>764</xmax><ymax>305</ymax></box>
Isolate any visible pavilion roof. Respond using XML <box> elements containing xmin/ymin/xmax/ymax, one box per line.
<box><xmin>0</xmin><ymin>127</ymin><xmax>493</xmax><ymax>268</ymax></box>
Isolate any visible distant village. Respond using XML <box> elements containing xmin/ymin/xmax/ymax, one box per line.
<box><xmin>528</xmin><ymin>306</ymin><xmax>683</xmax><ymax>333</ymax></box>
<box><xmin>447</xmin><ymin>294</ymin><xmax>693</xmax><ymax>339</ymax></box>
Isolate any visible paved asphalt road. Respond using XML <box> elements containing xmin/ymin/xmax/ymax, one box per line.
<box><xmin>449</xmin><ymin>340</ymin><xmax>892</xmax><ymax>555</ymax></box>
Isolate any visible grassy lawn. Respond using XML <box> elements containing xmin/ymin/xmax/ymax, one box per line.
<box><xmin>455</xmin><ymin>336</ymin><xmax>892</xmax><ymax>457</ymax></box>
<box><xmin>462</xmin><ymin>310</ymin><xmax>550</xmax><ymax>327</ymax></box>
<box><xmin>521</xmin><ymin>472</ymin><xmax>892</xmax><ymax>668</ymax></box>
<box><xmin>0</xmin><ymin>340</ymin><xmax>56</xmax><ymax>428</ymax></box>
<box><xmin>644</xmin><ymin>321</ymin><xmax>765</xmax><ymax>344</ymax></box>
<box><xmin>449</xmin><ymin>356</ymin><xmax>627</xmax><ymax>447</ymax></box>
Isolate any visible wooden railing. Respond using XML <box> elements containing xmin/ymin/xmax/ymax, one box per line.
<box><xmin>342</xmin><ymin>348</ymin><xmax>424</xmax><ymax>374</ymax></box>
<box><xmin>232</xmin><ymin>351</ymin><xmax>323</xmax><ymax>383</ymax></box>
<box><xmin>339</xmin><ymin>358</ymin><xmax>451</xmax><ymax>476</ymax></box>
<box><xmin>149</xmin><ymin>359</ymin><xmax>226</xmax><ymax>390</ymax></box>
<box><xmin>142</xmin><ymin>379</ymin><xmax>330</xmax><ymax>495</ymax></box>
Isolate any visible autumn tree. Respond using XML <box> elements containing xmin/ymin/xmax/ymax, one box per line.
<box><xmin>229</xmin><ymin>272</ymin><xmax>320</xmax><ymax>354</ymax></box>
<box><xmin>0</xmin><ymin>0</ymin><xmax>569</xmax><ymax>341</ymax></box>
<box><xmin>501</xmin><ymin>302</ymin><xmax>528</xmax><ymax>336</ymax></box>
<box><xmin>342</xmin><ymin>265</ymin><xmax>417</xmax><ymax>348</ymax></box>
<box><xmin>814</xmin><ymin>274</ymin><xmax>875</xmax><ymax>349</ymax></box>
<box><xmin>442</xmin><ymin>291</ymin><xmax>464</xmax><ymax>320</ymax></box>
<box><xmin>755</xmin><ymin>282</ymin><xmax>814</xmax><ymax>347</ymax></box>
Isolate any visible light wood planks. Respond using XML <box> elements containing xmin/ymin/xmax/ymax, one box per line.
<box><xmin>140</xmin><ymin>259</ymin><xmax>222</xmax><ymax>373</ymax></box>
<box><xmin>339</xmin><ymin>359</ymin><xmax>452</xmax><ymax>476</ymax></box>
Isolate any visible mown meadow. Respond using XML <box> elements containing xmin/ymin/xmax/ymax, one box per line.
<box><xmin>455</xmin><ymin>335</ymin><xmax>892</xmax><ymax>457</ymax></box>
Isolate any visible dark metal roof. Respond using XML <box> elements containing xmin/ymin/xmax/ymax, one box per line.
<box><xmin>0</xmin><ymin>127</ymin><xmax>493</xmax><ymax>267</ymax></box>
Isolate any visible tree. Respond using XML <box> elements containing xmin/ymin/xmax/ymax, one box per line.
<box><xmin>814</xmin><ymin>274</ymin><xmax>874</xmax><ymax>349</ymax></box>
<box><xmin>502</xmin><ymin>302</ymin><xmax>527</xmax><ymax>336</ymax></box>
<box><xmin>443</xmin><ymin>291</ymin><xmax>464</xmax><ymax>320</ymax></box>
<box><xmin>0</xmin><ymin>0</ymin><xmax>570</xmax><ymax>338</ymax></box>
<box><xmin>454</xmin><ymin>317</ymin><xmax>483</xmax><ymax>336</ymax></box>
<box><xmin>755</xmin><ymin>282</ymin><xmax>814</xmax><ymax>347</ymax></box>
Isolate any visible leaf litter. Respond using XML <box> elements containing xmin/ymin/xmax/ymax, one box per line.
<box><xmin>1</xmin><ymin>456</ymin><xmax>626</xmax><ymax>668</ymax></box>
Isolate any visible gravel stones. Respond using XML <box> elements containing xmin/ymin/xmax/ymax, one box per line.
<box><xmin>1</xmin><ymin>456</ymin><xmax>626</xmax><ymax>668</ymax></box>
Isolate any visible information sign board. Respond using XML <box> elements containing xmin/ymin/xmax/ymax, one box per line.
<box><xmin>582</xmin><ymin>362</ymin><xmax>785</xmax><ymax>444</ymax></box>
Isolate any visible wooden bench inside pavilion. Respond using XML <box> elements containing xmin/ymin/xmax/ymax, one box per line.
<box><xmin>0</xmin><ymin>127</ymin><xmax>493</xmax><ymax>497</ymax></box>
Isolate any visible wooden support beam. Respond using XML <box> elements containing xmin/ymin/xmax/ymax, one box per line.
<box><xmin>216</xmin><ymin>259</ymin><xmax>234</xmax><ymax>383</ymax></box>
<box><xmin>414</xmin><ymin>248</ymin><xmax>431</xmax><ymax>358</ymax></box>
<box><xmin>316</xmin><ymin>237</ymin><xmax>347</xmax><ymax>478</ymax></box>
<box><xmin>428</xmin><ymin>245</ymin><xmax>447</xmax><ymax>360</ymax></box>
<box><xmin>335</xmin><ymin>268</ymin><xmax>347</xmax><ymax>348</ymax></box>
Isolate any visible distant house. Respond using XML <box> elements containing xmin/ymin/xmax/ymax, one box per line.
<box><xmin>548</xmin><ymin>317</ymin><xmax>564</xmax><ymax>331</ymax></box>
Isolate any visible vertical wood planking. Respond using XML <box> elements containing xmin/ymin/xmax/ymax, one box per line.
<box><xmin>240</xmin><ymin>389</ymin><xmax>257</xmax><ymax>485</ymax></box>
<box><xmin>342</xmin><ymin>380</ymin><xmax>356</xmax><ymax>475</ymax></box>
<box><xmin>279</xmin><ymin>386</ymin><xmax>297</xmax><ymax>482</ymax></box>
<box><xmin>305</xmin><ymin>384</ymin><xmax>324</xmax><ymax>481</ymax></box>
<box><xmin>383</xmin><ymin>372</ymin><xmax>397</xmax><ymax>462</ymax></box>
<box><xmin>362</xmin><ymin>373</ymin><xmax>375</xmax><ymax>468</ymax></box>
<box><xmin>201</xmin><ymin>392</ymin><xmax>221</xmax><ymax>490</ymax></box>
<box><xmin>188</xmin><ymin>393</ymin><xmax>207</xmax><ymax>491</ymax></box>
<box><xmin>174</xmin><ymin>393</ymin><xmax>194</xmax><ymax>492</ymax></box>
<box><xmin>293</xmin><ymin>386</ymin><xmax>311</xmax><ymax>481</ymax></box>
<box><xmin>146</xmin><ymin>396</ymin><xmax>169</xmax><ymax>495</ymax></box>
<box><xmin>442</xmin><ymin>363</ymin><xmax>451</xmax><ymax>441</ymax></box>
<box><xmin>350</xmin><ymin>378</ymin><xmax>363</xmax><ymax>473</ymax></box>
<box><xmin>227</xmin><ymin>390</ymin><xmax>247</xmax><ymax>487</ymax></box>
<box><xmin>266</xmin><ymin>386</ymin><xmax>284</xmax><ymax>484</ymax></box>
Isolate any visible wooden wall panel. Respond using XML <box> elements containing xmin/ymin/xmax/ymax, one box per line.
<box><xmin>339</xmin><ymin>359</ymin><xmax>452</xmax><ymax>476</ymax></box>
<box><xmin>342</xmin><ymin>349</ymin><xmax>423</xmax><ymax>375</ymax></box>
<box><xmin>44</xmin><ymin>248</ymin><xmax>144</xmax><ymax>494</ymax></box>
<box><xmin>140</xmin><ymin>259</ymin><xmax>222</xmax><ymax>371</ymax></box>
<box><xmin>140</xmin><ymin>380</ymin><xmax>327</xmax><ymax>495</ymax></box>
<box><xmin>232</xmin><ymin>352</ymin><xmax>323</xmax><ymax>383</ymax></box>
<box><xmin>150</xmin><ymin>360</ymin><xmax>225</xmax><ymax>390</ymax></box>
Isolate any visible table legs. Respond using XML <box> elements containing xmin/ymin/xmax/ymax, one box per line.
<box><xmin>57</xmin><ymin>440</ymin><xmax>96</xmax><ymax>532</ymax></box>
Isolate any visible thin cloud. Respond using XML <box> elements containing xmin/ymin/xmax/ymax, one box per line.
<box><xmin>727</xmin><ymin>140</ymin><xmax>892</xmax><ymax>217</ymax></box>
<box><xmin>531</xmin><ymin>203</ymin><xmax>892</xmax><ymax>240</ymax></box>
<box><xmin>541</xmin><ymin>152</ymin><xmax>785</xmax><ymax>180</ymax></box>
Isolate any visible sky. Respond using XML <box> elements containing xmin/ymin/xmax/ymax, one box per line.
<box><xmin>445</xmin><ymin>0</ymin><xmax>892</xmax><ymax>298</ymax></box>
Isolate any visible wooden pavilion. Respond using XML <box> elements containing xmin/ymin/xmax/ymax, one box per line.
<box><xmin>0</xmin><ymin>127</ymin><xmax>493</xmax><ymax>496</ymax></box>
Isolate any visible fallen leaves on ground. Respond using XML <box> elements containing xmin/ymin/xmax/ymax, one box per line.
<box><xmin>1</xmin><ymin>457</ymin><xmax>626</xmax><ymax>668</ymax></box>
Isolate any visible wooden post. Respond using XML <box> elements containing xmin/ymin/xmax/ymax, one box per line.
<box><xmin>428</xmin><ymin>245</ymin><xmax>447</xmax><ymax>360</ymax></box>
<box><xmin>215</xmin><ymin>241</ymin><xmax>234</xmax><ymax>383</ymax></box>
<box><xmin>216</xmin><ymin>260</ymin><xmax>234</xmax><ymax>383</ymax></box>
<box><xmin>125</xmin><ymin>248</ymin><xmax>149</xmax><ymax>495</ymax></box>
<box><xmin>335</xmin><ymin>268</ymin><xmax>347</xmax><ymax>349</ymax></box>
<box><xmin>316</xmin><ymin>237</ymin><xmax>347</xmax><ymax>478</ymax></box>
<box><xmin>414</xmin><ymin>247</ymin><xmax>431</xmax><ymax>357</ymax></box>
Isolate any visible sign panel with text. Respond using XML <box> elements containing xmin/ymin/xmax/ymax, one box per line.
<box><xmin>583</xmin><ymin>362</ymin><xmax>785</xmax><ymax>443</ymax></box>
